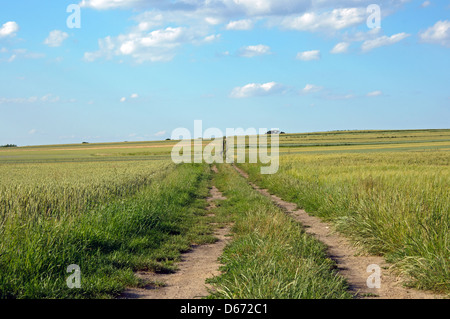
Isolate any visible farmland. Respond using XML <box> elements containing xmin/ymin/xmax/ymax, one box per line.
<box><xmin>0</xmin><ymin>129</ymin><xmax>449</xmax><ymax>298</ymax></box>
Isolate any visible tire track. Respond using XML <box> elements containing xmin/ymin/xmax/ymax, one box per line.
<box><xmin>120</xmin><ymin>166</ymin><xmax>230</xmax><ymax>299</ymax></box>
<box><xmin>232</xmin><ymin>164</ymin><xmax>442</xmax><ymax>299</ymax></box>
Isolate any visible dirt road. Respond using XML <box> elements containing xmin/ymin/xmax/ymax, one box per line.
<box><xmin>120</xmin><ymin>167</ymin><xmax>230</xmax><ymax>299</ymax></box>
<box><xmin>232</xmin><ymin>164</ymin><xmax>442</xmax><ymax>299</ymax></box>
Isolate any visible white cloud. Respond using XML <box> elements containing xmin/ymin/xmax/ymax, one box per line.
<box><xmin>226</xmin><ymin>19</ymin><xmax>254</xmax><ymax>30</ymax></box>
<box><xmin>230</xmin><ymin>81</ymin><xmax>284</xmax><ymax>98</ymax></box>
<box><xmin>130</xmin><ymin>93</ymin><xmax>139</xmax><ymax>98</ymax></box>
<box><xmin>79</xmin><ymin>0</ymin><xmax>405</xmax><ymax>24</ymax></box>
<box><xmin>79</xmin><ymin>0</ymin><xmax>141</xmax><ymax>10</ymax></box>
<box><xmin>205</xmin><ymin>17</ymin><xmax>222</xmax><ymax>25</ymax></box>
<box><xmin>28</xmin><ymin>129</ymin><xmax>37</xmax><ymax>135</ymax></box>
<box><xmin>0</xmin><ymin>21</ymin><xmax>19</xmax><ymax>38</ymax></box>
<box><xmin>367</xmin><ymin>90</ymin><xmax>382</xmax><ymax>97</ymax></box>
<box><xmin>85</xmin><ymin>26</ymin><xmax>210</xmax><ymax>63</ymax></box>
<box><xmin>120</xmin><ymin>97</ymin><xmax>126</xmax><ymax>102</ymax></box>
<box><xmin>80</xmin><ymin>1</ymin><xmax>412</xmax><ymax>63</ymax></box>
<box><xmin>296</xmin><ymin>50</ymin><xmax>320</xmax><ymax>61</ymax></box>
<box><xmin>44</xmin><ymin>30</ymin><xmax>69</xmax><ymax>47</ymax></box>
<box><xmin>238</xmin><ymin>44</ymin><xmax>271</xmax><ymax>57</ymax></box>
<box><xmin>343</xmin><ymin>27</ymin><xmax>381</xmax><ymax>42</ymax></box>
<box><xmin>301</xmin><ymin>84</ymin><xmax>322</xmax><ymax>94</ymax></box>
<box><xmin>330</xmin><ymin>42</ymin><xmax>350</xmax><ymax>54</ymax></box>
<box><xmin>1</xmin><ymin>48</ymin><xmax>45</xmax><ymax>63</ymax></box>
<box><xmin>7</xmin><ymin>54</ymin><xmax>16</xmax><ymax>63</ymax></box>
<box><xmin>323</xmin><ymin>93</ymin><xmax>355</xmax><ymax>100</ymax></box>
<box><xmin>419</xmin><ymin>20</ymin><xmax>450</xmax><ymax>47</ymax></box>
<box><xmin>203</xmin><ymin>34</ymin><xmax>221</xmax><ymax>43</ymax></box>
<box><xmin>154</xmin><ymin>130</ymin><xmax>167</xmax><ymax>136</ymax></box>
<box><xmin>41</xmin><ymin>94</ymin><xmax>60</xmax><ymax>103</ymax></box>
<box><xmin>78</xmin><ymin>0</ymin><xmax>383</xmax><ymax>19</ymax></box>
<box><xmin>0</xmin><ymin>94</ymin><xmax>61</xmax><ymax>105</ymax></box>
<box><xmin>421</xmin><ymin>1</ymin><xmax>431</xmax><ymax>8</ymax></box>
<box><xmin>280</xmin><ymin>8</ymin><xmax>366</xmax><ymax>32</ymax></box>
<box><xmin>361</xmin><ymin>32</ymin><xmax>410</xmax><ymax>52</ymax></box>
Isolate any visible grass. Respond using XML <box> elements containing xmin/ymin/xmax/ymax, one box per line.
<box><xmin>238</xmin><ymin>150</ymin><xmax>449</xmax><ymax>294</ymax></box>
<box><xmin>206</xmin><ymin>164</ymin><xmax>352</xmax><ymax>299</ymax></box>
<box><xmin>0</xmin><ymin>163</ymin><xmax>215</xmax><ymax>298</ymax></box>
<box><xmin>0</xmin><ymin>129</ymin><xmax>448</xmax><ymax>298</ymax></box>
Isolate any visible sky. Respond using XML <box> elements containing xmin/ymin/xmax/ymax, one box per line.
<box><xmin>0</xmin><ymin>0</ymin><xmax>449</xmax><ymax>146</ymax></box>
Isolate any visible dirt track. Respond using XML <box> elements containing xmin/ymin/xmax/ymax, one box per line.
<box><xmin>232</xmin><ymin>164</ymin><xmax>443</xmax><ymax>299</ymax></box>
<box><xmin>120</xmin><ymin>164</ymin><xmax>444</xmax><ymax>300</ymax></box>
<box><xmin>120</xmin><ymin>167</ymin><xmax>230</xmax><ymax>299</ymax></box>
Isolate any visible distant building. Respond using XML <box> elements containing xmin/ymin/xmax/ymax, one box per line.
<box><xmin>266</xmin><ymin>130</ymin><xmax>285</xmax><ymax>135</ymax></box>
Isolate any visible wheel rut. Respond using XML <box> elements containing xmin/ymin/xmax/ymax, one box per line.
<box><xmin>120</xmin><ymin>166</ymin><xmax>230</xmax><ymax>299</ymax></box>
<box><xmin>232</xmin><ymin>164</ymin><xmax>442</xmax><ymax>299</ymax></box>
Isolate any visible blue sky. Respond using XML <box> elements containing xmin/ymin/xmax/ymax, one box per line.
<box><xmin>0</xmin><ymin>0</ymin><xmax>449</xmax><ymax>146</ymax></box>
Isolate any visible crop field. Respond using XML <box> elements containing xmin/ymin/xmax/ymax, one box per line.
<box><xmin>239</xmin><ymin>129</ymin><xmax>450</xmax><ymax>294</ymax></box>
<box><xmin>0</xmin><ymin>129</ymin><xmax>449</xmax><ymax>299</ymax></box>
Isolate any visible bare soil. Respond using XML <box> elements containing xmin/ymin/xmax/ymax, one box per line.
<box><xmin>120</xmin><ymin>166</ymin><xmax>230</xmax><ymax>299</ymax></box>
<box><xmin>232</xmin><ymin>164</ymin><xmax>444</xmax><ymax>299</ymax></box>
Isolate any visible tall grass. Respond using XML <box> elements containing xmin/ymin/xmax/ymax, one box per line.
<box><xmin>0</xmin><ymin>163</ymin><xmax>214</xmax><ymax>298</ymax></box>
<box><xmin>207</xmin><ymin>164</ymin><xmax>352</xmax><ymax>299</ymax></box>
<box><xmin>239</xmin><ymin>151</ymin><xmax>449</xmax><ymax>294</ymax></box>
<box><xmin>0</xmin><ymin>161</ymin><xmax>172</xmax><ymax>225</ymax></box>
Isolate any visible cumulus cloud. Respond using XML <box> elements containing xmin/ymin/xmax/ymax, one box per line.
<box><xmin>296</xmin><ymin>50</ymin><xmax>320</xmax><ymax>61</ymax></box>
<box><xmin>85</xmin><ymin>26</ymin><xmax>213</xmax><ymax>63</ymax></box>
<box><xmin>0</xmin><ymin>21</ymin><xmax>19</xmax><ymax>38</ymax></box>
<box><xmin>226</xmin><ymin>19</ymin><xmax>254</xmax><ymax>30</ymax></box>
<box><xmin>421</xmin><ymin>1</ymin><xmax>431</xmax><ymax>8</ymax></box>
<box><xmin>203</xmin><ymin>33</ymin><xmax>221</xmax><ymax>43</ymax></box>
<box><xmin>79</xmin><ymin>0</ymin><xmax>142</xmax><ymax>10</ymax></box>
<box><xmin>322</xmin><ymin>93</ymin><xmax>355</xmax><ymax>100</ymax></box>
<box><xmin>280</xmin><ymin>8</ymin><xmax>366</xmax><ymax>32</ymax></box>
<box><xmin>330</xmin><ymin>42</ymin><xmax>350</xmax><ymax>54</ymax></box>
<box><xmin>120</xmin><ymin>93</ymin><xmax>139</xmax><ymax>102</ymax></box>
<box><xmin>79</xmin><ymin>0</ymin><xmax>310</xmax><ymax>16</ymax></box>
<box><xmin>301</xmin><ymin>84</ymin><xmax>322</xmax><ymax>94</ymax></box>
<box><xmin>419</xmin><ymin>20</ymin><xmax>450</xmax><ymax>47</ymax></box>
<box><xmin>230</xmin><ymin>82</ymin><xmax>284</xmax><ymax>98</ymax></box>
<box><xmin>341</xmin><ymin>27</ymin><xmax>381</xmax><ymax>43</ymax></box>
<box><xmin>361</xmin><ymin>32</ymin><xmax>410</xmax><ymax>52</ymax></box>
<box><xmin>154</xmin><ymin>130</ymin><xmax>166</xmax><ymax>136</ymax></box>
<box><xmin>5</xmin><ymin>48</ymin><xmax>45</xmax><ymax>60</ymax></box>
<box><xmin>0</xmin><ymin>94</ymin><xmax>61</xmax><ymax>105</ymax></box>
<box><xmin>44</xmin><ymin>30</ymin><xmax>69</xmax><ymax>47</ymax></box>
<box><xmin>80</xmin><ymin>1</ymin><xmax>413</xmax><ymax>62</ymax></box>
<box><xmin>238</xmin><ymin>44</ymin><xmax>271</xmax><ymax>57</ymax></box>
<box><xmin>367</xmin><ymin>90</ymin><xmax>383</xmax><ymax>97</ymax></box>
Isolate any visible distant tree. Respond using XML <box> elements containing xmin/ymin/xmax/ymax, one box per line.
<box><xmin>1</xmin><ymin>144</ymin><xmax>17</xmax><ymax>148</ymax></box>
<box><xmin>82</xmin><ymin>142</ymin><xmax>89</xmax><ymax>144</ymax></box>
<box><xmin>165</xmin><ymin>138</ymin><xmax>171</xmax><ymax>141</ymax></box>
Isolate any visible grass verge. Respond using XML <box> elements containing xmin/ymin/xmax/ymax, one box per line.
<box><xmin>206</xmin><ymin>164</ymin><xmax>352</xmax><ymax>299</ymax></box>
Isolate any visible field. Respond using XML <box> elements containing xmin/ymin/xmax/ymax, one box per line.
<box><xmin>0</xmin><ymin>129</ymin><xmax>449</xmax><ymax>298</ymax></box>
